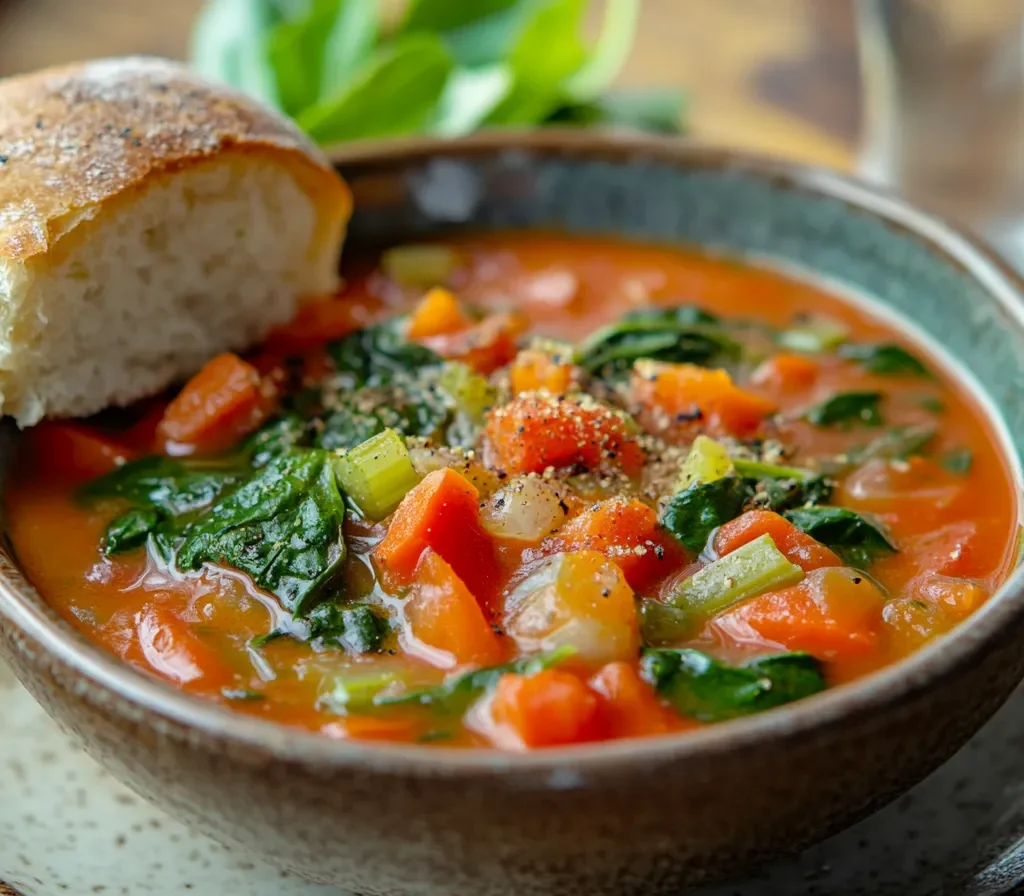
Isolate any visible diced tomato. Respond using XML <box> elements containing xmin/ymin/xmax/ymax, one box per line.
<box><xmin>752</xmin><ymin>353</ymin><xmax>819</xmax><ymax>392</ymax></box>
<box><xmin>491</xmin><ymin>668</ymin><xmax>602</xmax><ymax>748</ymax></box>
<box><xmin>714</xmin><ymin>510</ymin><xmax>842</xmax><ymax>572</ymax></box>
<box><xmin>373</xmin><ymin>468</ymin><xmax>499</xmax><ymax>601</ymax></box>
<box><xmin>133</xmin><ymin>603</ymin><xmax>235</xmax><ymax>690</ymax></box>
<box><xmin>711</xmin><ymin>567</ymin><xmax>884</xmax><ymax>661</ymax></box>
<box><xmin>264</xmin><ymin>298</ymin><xmax>362</xmax><ymax>353</ymax></box>
<box><xmin>589</xmin><ymin>662</ymin><xmax>680</xmax><ymax>738</ymax></box>
<box><xmin>407</xmin><ymin>288</ymin><xmax>471</xmax><ymax>340</ymax></box>
<box><xmin>547</xmin><ymin>498</ymin><xmax>682</xmax><ymax>591</ymax></box>
<box><xmin>632</xmin><ymin>361</ymin><xmax>777</xmax><ymax>437</ymax></box>
<box><xmin>26</xmin><ymin>421</ymin><xmax>131</xmax><ymax>481</ymax></box>
<box><xmin>510</xmin><ymin>349</ymin><xmax>575</xmax><ymax>395</ymax></box>
<box><xmin>423</xmin><ymin>312</ymin><xmax>527</xmax><ymax>374</ymax></box>
<box><xmin>903</xmin><ymin>522</ymin><xmax>980</xmax><ymax>579</ymax></box>
<box><xmin>157</xmin><ymin>353</ymin><xmax>269</xmax><ymax>455</ymax></box>
<box><xmin>404</xmin><ymin>550</ymin><xmax>504</xmax><ymax>668</ymax></box>
<box><xmin>486</xmin><ymin>394</ymin><xmax>645</xmax><ymax>477</ymax></box>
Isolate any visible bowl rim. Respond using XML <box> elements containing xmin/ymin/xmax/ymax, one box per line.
<box><xmin>3</xmin><ymin>129</ymin><xmax>1024</xmax><ymax>777</ymax></box>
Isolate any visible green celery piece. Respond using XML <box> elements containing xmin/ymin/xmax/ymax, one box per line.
<box><xmin>563</xmin><ymin>0</ymin><xmax>640</xmax><ymax>101</ymax></box>
<box><xmin>676</xmin><ymin>435</ymin><xmax>733</xmax><ymax>490</ymax></box>
<box><xmin>381</xmin><ymin>244</ymin><xmax>458</xmax><ymax>289</ymax></box>
<box><xmin>298</xmin><ymin>35</ymin><xmax>454</xmax><ymax>143</ymax></box>
<box><xmin>333</xmin><ymin>429</ymin><xmax>422</xmax><ymax>521</ymax></box>
<box><xmin>439</xmin><ymin>362</ymin><xmax>497</xmax><ymax>421</ymax></box>
<box><xmin>732</xmin><ymin>458</ymin><xmax>814</xmax><ymax>481</ymax></box>
<box><xmin>778</xmin><ymin>317</ymin><xmax>848</xmax><ymax>353</ymax></box>
<box><xmin>670</xmin><ymin>533</ymin><xmax>804</xmax><ymax>617</ymax></box>
<box><xmin>377</xmin><ymin>646</ymin><xmax>577</xmax><ymax>714</ymax></box>
<box><xmin>641</xmin><ymin>648</ymin><xmax>826</xmax><ymax>722</ymax></box>
<box><xmin>319</xmin><ymin>671</ymin><xmax>403</xmax><ymax>713</ymax></box>
<box><xmin>638</xmin><ymin>599</ymin><xmax>692</xmax><ymax>646</ymax></box>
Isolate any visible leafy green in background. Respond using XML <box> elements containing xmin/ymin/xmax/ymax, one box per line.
<box><xmin>190</xmin><ymin>0</ymin><xmax>685</xmax><ymax>144</ymax></box>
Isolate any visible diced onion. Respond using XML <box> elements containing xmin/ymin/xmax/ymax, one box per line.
<box><xmin>480</xmin><ymin>476</ymin><xmax>569</xmax><ymax>541</ymax></box>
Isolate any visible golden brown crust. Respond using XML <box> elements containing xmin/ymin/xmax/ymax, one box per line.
<box><xmin>0</xmin><ymin>56</ymin><xmax>350</xmax><ymax>261</ymax></box>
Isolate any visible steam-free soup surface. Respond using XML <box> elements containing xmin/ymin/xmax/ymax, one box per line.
<box><xmin>7</xmin><ymin>234</ymin><xmax>1017</xmax><ymax>748</ymax></box>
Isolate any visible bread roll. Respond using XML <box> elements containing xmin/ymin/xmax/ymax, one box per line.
<box><xmin>0</xmin><ymin>56</ymin><xmax>351</xmax><ymax>426</ymax></box>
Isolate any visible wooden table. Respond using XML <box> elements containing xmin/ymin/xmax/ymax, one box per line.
<box><xmin>0</xmin><ymin>0</ymin><xmax>859</xmax><ymax>170</ymax></box>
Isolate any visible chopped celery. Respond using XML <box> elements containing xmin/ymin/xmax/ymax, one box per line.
<box><xmin>381</xmin><ymin>244</ymin><xmax>457</xmax><ymax>288</ymax></box>
<box><xmin>670</xmin><ymin>533</ymin><xmax>804</xmax><ymax>617</ymax></box>
<box><xmin>439</xmin><ymin>362</ymin><xmax>497</xmax><ymax>423</ymax></box>
<box><xmin>318</xmin><ymin>672</ymin><xmax>401</xmax><ymax>713</ymax></box>
<box><xmin>778</xmin><ymin>317</ymin><xmax>848</xmax><ymax>353</ymax></box>
<box><xmin>732</xmin><ymin>458</ymin><xmax>814</xmax><ymax>481</ymax></box>
<box><xmin>333</xmin><ymin>429</ymin><xmax>421</xmax><ymax>521</ymax></box>
<box><xmin>676</xmin><ymin>435</ymin><xmax>733</xmax><ymax>490</ymax></box>
<box><xmin>639</xmin><ymin>598</ymin><xmax>692</xmax><ymax>646</ymax></box>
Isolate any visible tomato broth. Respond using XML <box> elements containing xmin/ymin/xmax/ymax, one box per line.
<box><xmin>6</xmin><ymin>234</ymin><xmax>1018</xmax><ymax>749</ymax></box>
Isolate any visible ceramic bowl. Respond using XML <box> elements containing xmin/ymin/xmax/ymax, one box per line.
<box><xmin>3</xmin><ymin>133</ymin><xmax>1024</xmax><ymax>896</ymax></box>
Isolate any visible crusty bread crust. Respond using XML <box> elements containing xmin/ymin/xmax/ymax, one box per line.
<box><xmin>0</xmin><ymin>56</ymin><xmax>351</xmax><ymax>262</ymax></box>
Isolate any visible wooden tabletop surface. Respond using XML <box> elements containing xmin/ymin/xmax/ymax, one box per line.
<box><xmin>0</xmin><ymin>0</ymin><xmax>860</xmax><ymax>171</ymax></box>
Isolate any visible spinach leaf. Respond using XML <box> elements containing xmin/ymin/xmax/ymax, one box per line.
<box><xmin>298</xmin><ymin>35</ymin><xmax>456</xmax><ymax>143</ymax></box>
<box><xmin>942</xmin><ymin>448</ymin><xmax>974</xmax><ymax>475</ymax></box>
<box><xmin>848</xmin><ymin>424</ymin><xmax>935</xmax><ymax>464</ymax></box>
<box><xmin>177</xmin><ymin>450</ymin><xmax>347</xmax><ymax>618</ymax></box>
<box><xmin>784</xmin><ymin>506</ymin><xmax>897</xmax><ymax>567</ymax></box>
<box><xmin>840</xmin><ymin>343</ymin><xmax>930</xmax><ymax>377</ymax></box>
<box><xmin>244</xmin><ymin>414</ymin><xmax>310</xmax><ymax>467</ymax></box>
<box><xmin>733</xmin><ymin>459</ymin><xmax>834</xmax><ymax>512</ymax></box>
<box><xmin>305</xmin><ymin>602</ymin><xmax>388</xmax><ymax>652</ymax></box>
<box><xmin>79</xmin><ymin>455</ymin><xmax>237</xmax><ymax>516</ymax></box>
<box><xmin>660</xmin><ymin>477</ymin><xmax>755</xmax><ymax>554</ymax></box>
<box><xmin>104</xmin><ymin>508</ymin><xmax>162</xmax><ymax>555</ymax></box>
<box><xmin>576</xmin><ymin>306</ymin><xmax>736</xmax><ymax>379</ymax></box>
<box><xmin>328</xmin><ymin>320</ymin><xmax>443</xmax><ymax>387</ymax></box>
<box><xmin>805</xmin><ymin>392</ymin><xmax>883</xmax><ymax>428</ymax></box>
<box><xmin>640</xmin><ymin>648</ymin><xmax>826</xmax><ymax>722</ymax></box>
<box><xmin>377</xmin><ymin>646</ymin><xmax>576</xmax><ymax>714</ymax></box>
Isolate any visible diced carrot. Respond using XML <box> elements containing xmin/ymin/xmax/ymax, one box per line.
<box><xmin>486</xmin><ymin>394</ymin><xmax>645</xmax><ymax>477</ymax></box>
<box><xmin>321</xmin><ymin>716</ymin><xmax>422</xmax><ymax>743</ymax></box>
<box><xmin>133</xmin><ymin>603</ymin><xmax>236</xmax><ymax>690</ymax></box>
<box><xmin>712</xmin><ymin>567</ymin><xmax>883</xmax><ymax>660</ymax></box>
<box><xmin>491</xmin><ymin>668</ymin><xmax>602</xmax><ymax>748</ymax></box>
<box><xmin>510</xmin><ymin>349</ymin><xmax>575</xmax><ymax>395</ymax></box>
<box><xmin>26</xmin><ymin>421</ymin><xmax>131</xmax><ymax>481</ymax></box>
<box><xmin>157</xmin><ymin>353</ymin><xmax>269</xmax><ymax>455</ymax></box>
<box><xmin>407</xmin><ymin>288</ymin><xmax>471</xmax><ymax>340</ymax></box>
<box><xmin>548</xmin><ymin>498</ymin><xmax>682</xmax><ymax>591</ymax></box>
<box><xmin>264</xmin><ymin>298</ymin><xmax>362</xmax><ymax>353</ymax></box>
<box><xmin>752</xmin><ymin>353</ymin><xmax>819</xmax><ymax>392</ymax></box>
<box><xmin>589</xmin><ymin>662</ymin><xmax>682</xmax><ymax>738</ymax></box>
<box><xmin>714</xmin><ymin>510</ymin><xmax>842</xmax><ymax>572</ymax></box>
<box><xmin>404</xmin><ymin>550</ymin><xmax>504</xmax><ymax>668</ymax></box>
<box><xmin>424</xmin><ymin>312</ymin><xmax>527</xmax><ymax>374</ymax></box>
<box><xmin>373</xmin><ymin>468</ymin><xmax>498</xmax><ymax>601</ymax></box>
<box><xmin>632</xmin><ymin>362</ymin><xmax>777</xmax><ymax>438</ymax></box>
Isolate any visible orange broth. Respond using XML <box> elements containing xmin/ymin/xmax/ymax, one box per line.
<box><xmin>6</xmin><ymin>234</ymin><xmax>1019</xmax><ymax>748</ymax></box>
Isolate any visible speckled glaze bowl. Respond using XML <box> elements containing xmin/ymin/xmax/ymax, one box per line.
<box><xmin>2</xmin><ymin>133</ymin><xmax>1024</xmax><ymax>896</ymax></box>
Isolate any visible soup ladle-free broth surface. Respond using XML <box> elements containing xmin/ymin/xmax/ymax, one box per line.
<box><xmin>6</xmin><ymin>234</ymin><xmax>1018</xmax><ymax>748</ymax></box>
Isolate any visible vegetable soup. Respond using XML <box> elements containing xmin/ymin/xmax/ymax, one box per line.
<box><xmin>7</xmin><ymin>234</ymin><xmax>1017</xmax><ymax>749</ymax></box>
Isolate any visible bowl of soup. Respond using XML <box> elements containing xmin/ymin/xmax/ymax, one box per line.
<box><xmin>2</xmin><ymin>133</ymin><xmax>1023</xmax><ymax>895</ymax></box>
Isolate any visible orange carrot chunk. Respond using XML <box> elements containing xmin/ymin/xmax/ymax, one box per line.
<box><xmin>491</xmin><ymin>669</ymin><xmax>602</xmax><ymax>748</ymax></box>
<box><xmin>133</xmin><ymin>603</ymin><xmax>236</xmax><ymax>690</ymax></box>
<box><xmin>407</xmin><ymin>288</ymin><xmax>471</xmax><ymax>340</ymax></box>
<box><xmin>632</xmin><ymin>361</ymin><xmax>776</xmax><ymax>437</ymax></box>
<box><xmin>486</xmin><ymin>394</ymin><xmax>645</xmax><ymax>476</ymax></box>
<box><xmin>373</xmin><ymin>468</ymin><xmax>498</xmax><ymax>600</ymax></box>
<box><xmin>752</xmin><ymin>353</ymin><xmax>820</xmax><ymax>392</ymax></box>
<box><xmin>714</xmin><ymin>510</ymin><xmax>842</xmax><ymax>572</ymax></box>
<box><xmin>548</xmin><ymin>497</ymin><xmax>681</xmax><ymax>591</ymax></box>
<box><xmin>712</xmin><ymin>567</ymin><xmax>884</xmax><ymax>660</ymax></box>
<box><xmin>589</xmin><ymin>662</ymin><xmax>682</xmax><ymax>738</ymax></box>
<box><xmin>404</xmin><ymin>549</ymin><xmax>504</xmax><ymax>668</ymax></box>
<box><xmin>157</xmin><ymin>353</ymin><xmax>268</xmax><ymax>455</ymax></box>
<box><xmin>510</xmin><ymin>349</ymin><xmax>575</xmax><ymax>395</ymax></box>
<box><xmin>423</xmin><ymin>312</ymin><xmax>527</xmax><ymax>374</ymax></box>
